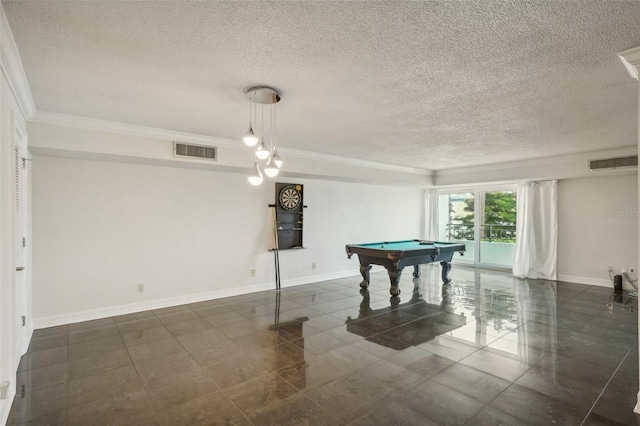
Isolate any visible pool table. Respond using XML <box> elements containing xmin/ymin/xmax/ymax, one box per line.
<box><xmin>345</xmin><ymin>240</ymin><xmax>466</xmax><ymax>296</ymax></box>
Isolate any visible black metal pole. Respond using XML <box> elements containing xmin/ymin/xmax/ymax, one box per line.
<box><xmin>270</xmin><ymin>204</ymin><xmax>281</xmax><ymax>290</ymax></box>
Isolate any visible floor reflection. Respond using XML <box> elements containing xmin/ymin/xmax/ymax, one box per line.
<box><xmin>341</xmin><ymin>271</ymin><xmax>561</xmax><ymax>367</ymax></box>
<box><xmin>8</xmin><ymin>265</ymin><xmax>640</xmax><ymax>425</ymax></box>
<box><xmin>268</xmin><ymin>292</ymin><xmax>309</xmax><ymax>390</ymax></box>
<box><xmin>345</xmin><ymin>280</ymin><xmax>467</xmax><ymax>350</ymax></box>
<box><xmin>609</xmin><ymin>288</ymin><xmax>637</xmax><ymax>314</ymax></box>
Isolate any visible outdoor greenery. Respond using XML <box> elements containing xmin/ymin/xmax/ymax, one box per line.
<box><xmin>450</xmin><ymin>192</ymin><xmax>517</xmax><ymax>243</ymax></box>
<box><xmin>457</xmin><ymin>192</ymin><xmax>516</xmax><ymax>225</ymax></box>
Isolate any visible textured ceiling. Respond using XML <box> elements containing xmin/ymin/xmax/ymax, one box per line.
<box><xmin>3</xmin><ymin>1</ymin><xmax>640</xmax><ymax>170</ymax></box>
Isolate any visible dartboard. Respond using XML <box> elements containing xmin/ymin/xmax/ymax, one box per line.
<box><xmin>279</xmin><ymin>185</ymin><xmax>301</xmax><ymax>210</ymax></box>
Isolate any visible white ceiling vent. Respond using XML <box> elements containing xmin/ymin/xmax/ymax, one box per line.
<box><xmin>589</xmin><ymin>155</ymin><xmax>637</xmax><ymax>172</ymax></box>
<box><xmin>174</xmin><ymin>142</ymin><xmax>217</xmax><ymax>161</ymax></box>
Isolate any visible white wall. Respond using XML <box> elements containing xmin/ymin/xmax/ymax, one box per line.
<box><xmin>32</xmin><ymin>154</ymin><xmax>423</xmax><ymax>326</ymax></box>
<box><xmin>557</xmin><ymin>174</ymin><xmax>638</xmax><ymax>287</ymax></box>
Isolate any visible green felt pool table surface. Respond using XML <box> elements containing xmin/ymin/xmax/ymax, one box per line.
<box><xmin>346</xmin><ymin>240</ymin><xmax>465</xmax><ymax>261</ymax></box>
<box><xmin>350</xmin><ymin>240</ymin><xmax>459</xmax><ymax>250</ymax></box>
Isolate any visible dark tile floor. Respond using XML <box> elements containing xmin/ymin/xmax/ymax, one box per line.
<box><xmin>7</xmin><ymin>266</ymin><xmax>640</xmax><ymax>425</ymax></box>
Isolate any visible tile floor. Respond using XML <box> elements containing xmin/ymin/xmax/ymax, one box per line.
<box><xmin>7</xmin><ymin>266</ymin><xmax>640</xmax><ymax>425</ymax></box>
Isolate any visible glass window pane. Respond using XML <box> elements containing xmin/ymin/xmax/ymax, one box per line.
<box><xmin>478</xmin><ymin>191</ymin><xmax>516</xmax><ymax>266</ymax></box>
<box><xmin>438</xmin><ymin>193</ymin><xmax>474</xmax><ymax>262</ymax></box>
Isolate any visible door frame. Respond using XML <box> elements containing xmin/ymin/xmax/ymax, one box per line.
<box><xmin>12</xmin><ymin>112</ymin><xmax>30</xmax><ymax>358</ymax></box>
<box><xmin>438</xmin><ymin>184</ymin><xmax>516</xmax><ymax>270</ymax></box>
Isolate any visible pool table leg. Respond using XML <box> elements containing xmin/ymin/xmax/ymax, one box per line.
<box><xmin>441</xmin><ymin>282</ymin><xmax>452</xmax><ymax>306</ymax></box>
<box><xmin>412</xmin><ymin>264</ymin><xmax>421</xmax><ymax>278</ymax></box>
<box><xmin>388</xmin><ymin>269</ymin><xmax>402</xmax><ymax>296</ymax></box>
<box><xmin>440</xmin><ymin>261</ymin><xmax>452</xmax><ymax>285</ymax></box>
<box><xmin>359</xmin><ymin>264</ymin><xmax>372</xmax><ymax>289</ymax></box>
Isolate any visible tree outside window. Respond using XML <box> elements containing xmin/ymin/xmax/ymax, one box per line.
<box><xmin>450</xmin><ymin>192</ymin><xmax>516</xmax><ymax>243</ymax></box>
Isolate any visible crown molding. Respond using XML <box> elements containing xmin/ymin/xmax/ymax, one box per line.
<box><xmin>27</xmin><ymin>110</ymin><xmax>638</xmax><ymax>185</ymax></box>
<box><xmin>619</xmin><ymin>45</ymin><xmax>640</xmax><ymax>80</ymax></box>
<box><xmin>0</xmin><ymin>7</ymin><xmax>35</xmax><ymax>120</ymax></box>
<box><xmin>277</xmin><ymin>146</ymin><xmax>432</xmax><ymax>175</ymax></box>
<box><xmin>30</xmin><ymin>110</ymin><xmax>433</xmax><ymax>176</ymax></box>
<box><xmin>30</xmin><ymin>110</ymin><xmax>241</xmax><ymax>149</ymax></box>
<box><xmin>437</xmin><ymin>146</ymin><xmax>638</xmax><ymax>177</ymax></box>
<box><xmin>434</xmin><ymin>146</ymin><xmax>638</xmax><ymax>187</ymax></box>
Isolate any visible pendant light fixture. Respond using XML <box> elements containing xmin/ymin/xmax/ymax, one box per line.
<box><xmin>263</xmin><ymin>101</ymin><xmax>280</xmax><ymax>178</ymax></box>
<box><xmin>264</xmin><ymin>156</ymin><xmax>279</xmax><ymax>178</ymax></box>
<box><xmin>242</xmin><ymin>86</ymin><xmax>282</xmax><ymax>184</ymax></box>
<box><xmin>243</xmin><ymin>128</ymin><xmax>258</xmax><ymax>147</ymax></box>
<box><xmin>243</xmin><ymin>91</ymin><xmax>259</xmax><ymax>147</ymax></box>
<box><xmin>255</xmin><ymin>141</ymin><xmax>270</xmax><ymax>160</ymax></box>
<box><xmin>273</xmin><ymin>149</ymin><xmax>283</xmax><ymax>168</ymax></box>
<box><xmin>248</xmin><ymin>161</ymin><xmax>263</xmax><ymax>186</ymax></box>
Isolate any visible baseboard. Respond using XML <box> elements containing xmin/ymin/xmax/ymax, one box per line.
<box><xmin>279</xmin><ymin>269</ymin><xmax>366</xmax><ymax>287</ymax></box>
<box><xmin>32</xmin><ymin>268</ymin><xmax>625</xmax><ymax>329</ymax></box>
<box><xmin>33</xmin><ymin>281</ymin><xmax>277</xmax><ymax>329</ymax></box>
<box><xmin>33</xmin><ymin>270</ymin><xmax>363</xmax><ymax>329</ymax></box>
<box><xmin>557</xmin><ymin>274</ymin><xmax>614</xmax><ymax>288</ymax></box>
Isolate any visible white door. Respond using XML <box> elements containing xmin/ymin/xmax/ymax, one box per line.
<box><xmin>13</xmin><ymin>116</ymin><xmax>28</xmax><ymax>357</ymax></box>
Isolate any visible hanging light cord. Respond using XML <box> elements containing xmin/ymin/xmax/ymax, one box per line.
<box><xmin>271</xmin><ymin>103</ymin><xmax>275</xmax><ymax>152</ymax></box>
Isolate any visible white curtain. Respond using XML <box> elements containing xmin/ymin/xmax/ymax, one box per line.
<box><xmin>513</xmin><ymin>180</ymin><xmax>557</xmax><ymax>280</ymax></box>
<box><xmin>425</xmin><ymin>189</ymin><xmax>439</xmax><ymax>241</ymax></box>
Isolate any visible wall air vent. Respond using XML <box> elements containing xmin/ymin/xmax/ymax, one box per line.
<box><xmin>174</xmin><ymin>142</ymin><xmax>217</xmax><ymax>161</ymax></box>
<box><xmin>589</xmin><ymin>155</ymin><xmax>637</xmax><ymax>171</ymax></box>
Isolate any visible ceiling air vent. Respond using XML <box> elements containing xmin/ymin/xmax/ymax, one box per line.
<box><xmin>174</xmin><ymin>142</ymin><xmax>217</xmax><ymax>161</ymax></box>
<box><xmin>589</xmin><ymin>155</ymin><xmax>637</xmax><ymax>172</ymax></box>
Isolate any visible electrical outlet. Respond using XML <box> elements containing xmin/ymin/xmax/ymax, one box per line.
<box><xmin>251</xmin><ymin>269</ymin><xmax>256</xmax><ymax>277</ymax></box>
<box><xmin>137</xmin><ymin>283</ymin><xmax>144</xmax><ymax>292</ymax></box>
<box><xmin>312</xmin><ymin>263</ymin><xmax>316</xmax><ymax>270</ymax></box>
<box><xmin>608</xmin><ymin>265</ymin><xmax>613</xmax><ymax>272</ymax></box>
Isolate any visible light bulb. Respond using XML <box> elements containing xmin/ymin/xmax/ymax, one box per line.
<box><xmin>248</xmin><ymin>175</ymin><xmax>263</xmax><ymax>185</ymax></box>
<box><xmin>264</xmin><ymin>158</ymin><xmax>279</xmax><ymax>177</ymax></box>
<box><xmin>273</xmin><ymin>149</ymin><xmax>283</xmax><ymax>168</ymax></box>
<box><xmin>243</xmin><ymin>125</ymin><xmax>258</xmax><ymax>147</ymax></box>
<box><xmin>248</xmin><ymin>161</ymin><xmax>263</xmax><ymax>185</ymax></box>
<box><xmin>255</xmin><ymin>140</ymin><xmax>270</xmax><ymax>160</ymax></box>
